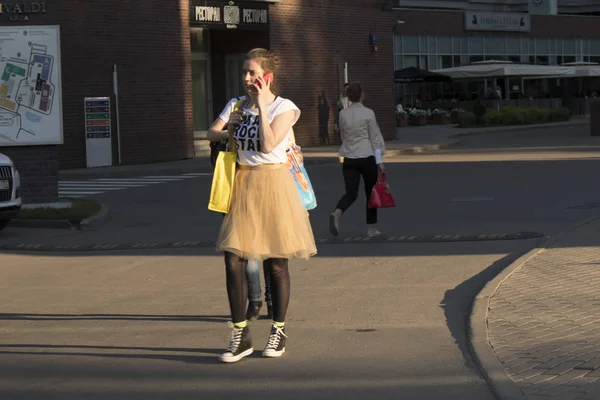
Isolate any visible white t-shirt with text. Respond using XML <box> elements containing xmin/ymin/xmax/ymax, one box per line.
<box><xmin>218</xmin><ymin>96</ymin><xmax>301</xmax><ymax>166</ymax></box>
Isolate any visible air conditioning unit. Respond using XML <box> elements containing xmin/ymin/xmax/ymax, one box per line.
<box><xmin>529</xmin><ymin>0</ymin><xmax>557</xmax><ymax>15</ymax></box>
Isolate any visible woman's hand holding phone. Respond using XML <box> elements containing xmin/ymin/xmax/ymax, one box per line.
<box><xmin>253</xmin><ymin>72</ymin><xmax>273</xmax><ymax>106</ymax></box>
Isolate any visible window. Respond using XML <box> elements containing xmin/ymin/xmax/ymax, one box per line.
<box><xmin>438</xmin><ymin>55</ymin><xmax>453</xmax><ymax>68</ymax></box>
<box><xmin>591</xmin><ymin>39</ymin><xmax>600</xmax><ymax>55</ymax></box>
<box><xmin>506</xmin><ymin>37</ymin><xmax>520</xmax><ymax>54</ymax></box>
<box><xmin>485</xmin><ymin>37</ymin><xmax>506</xmax><ymax>55</ymax></box>
<box><xmin>392</xmin><ymin>34</ymin><xmax>600</xmax><ymax>72</ymax></box>
<box><xmin>563</xmin><ymin>39</ymin><xmax>577</xmax><ymax>55</ymax></box>
<box><xmin>437</xmin><ymin>37</ymin><xmax>452</xmax><ymax>54</ymax></box>
<box><xmin>394</xmin><ymin>36</ymin><xmax>402</xmax><ymax>54</ymax></box>
<box><xmin>535</xmin><ymin>38</ymin><xmax>549</xmax><ymax>54</ymax></box>
<box><xmin>469</xmin><ymin>36</ymin><xmax>484</xmax><ymax>54</ymax></box>
<box><xmin>395</xmin><ymin>55</ymin><xmax>403</xmax><ymax>69</ymax></box>
<box><xmin>402</xmin><ymin>36</ymin><xmax>419</xmax><ymax>53</ymax></box>
<box><xmin>403</xmin><ymin>55</ymin><xmax>418</xmax><ymax>68</ymax></box>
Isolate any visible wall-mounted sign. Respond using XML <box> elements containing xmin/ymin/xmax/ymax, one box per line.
<box><xmin>0</xmin><ymin>3</ymin><xmax>47</xmax><ymax>22</ymax></box>
<box><xmin>465</xmin><ymin>11</ymin><xmax>531</xmax><ymax>32</ymax></box>
<box><xmin>190</xmin><ymin>1</ymin><xmax>269</xmax><ymax>30</ymax></box>
<box><xmin>0</xmin><ymin>25</ymin><xmax>63</xmax><ymax>147</ymax></box>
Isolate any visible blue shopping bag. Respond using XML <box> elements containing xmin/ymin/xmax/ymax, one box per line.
<box><xmin>286</xmin><ymin>144</ymin><xmax>317</xmax><ymax>210</ymax></box>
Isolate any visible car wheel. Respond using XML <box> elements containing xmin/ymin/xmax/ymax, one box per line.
<box><xmin>0</xmin><ymin>220</ymin><xmax>8</xmax><ymax>231</ymax></box>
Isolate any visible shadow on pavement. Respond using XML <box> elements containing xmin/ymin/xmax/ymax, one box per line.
<box><xmin>0</xmin><ymin>313</ymin><xmax>229</xmax><ymax>322</ymax></box>
<box><xmin>440</xmin><ymin>250</ymin><xmax>532</xmax><ymax>372</ymax></box>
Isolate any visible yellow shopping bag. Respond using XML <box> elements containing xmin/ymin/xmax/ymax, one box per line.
<box><xmin>208</xmin><ymin>98</ymin><xmax>245</xmax><ymax>213</ymax></box>
<box><xmin>208</xmin><ymin>149</ymin><xmax>237</xmax><ymax>213</ymax></box>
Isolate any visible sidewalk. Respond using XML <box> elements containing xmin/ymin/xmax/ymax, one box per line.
<box><xmin>58</xmin><ymin>119</ymin><xmax>588</xmax><ymax>180</ymax></box>
<box><xmin>471</xmin><ymin>216</ymin><xmax>600</xmax><ymax>400</ymax></box>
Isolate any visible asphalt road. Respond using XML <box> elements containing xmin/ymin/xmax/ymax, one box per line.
<box><xmin>1</xmin><ymin>125</ymin><xmax>600</xmax><ymax>399</ymax></box>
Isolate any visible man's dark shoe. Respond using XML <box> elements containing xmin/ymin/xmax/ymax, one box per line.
<box><xmin>246</xmin><ymin>300</ymin><xmax>262</xmax><ymax>321</ymax></box>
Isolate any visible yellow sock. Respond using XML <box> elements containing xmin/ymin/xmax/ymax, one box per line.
<box><xmin>234</xmin><ymin>320</ymin><xmax>247</xmax><ymax>328</ymax></box>
<box><xmin>273</xmin><ymin>321</ymin><xmax>285</xmax><ymax>328</ymax></box>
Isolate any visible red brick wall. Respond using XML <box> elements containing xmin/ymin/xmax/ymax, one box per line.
<box><xmin>0</xmin><ymin>146</ymin><xmax>58</xmax><ymax>204</ymax></box>
<box><xmin>56</xmin><ymin>0</ymin><xmax>194</xmax><ymax>168</ymax></box>
<box><xmin>0</xmin><ymin>0</ymin><xmax>194</xmax><ymax>171</ymax></box>
<box><xmin>270</xmin><ymin>0</ymin><xmax>396</xmax><ymax>146</ymax></box>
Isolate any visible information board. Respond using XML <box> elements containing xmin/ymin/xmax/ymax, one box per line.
<box><xmin>0</xmin><ymin>25</ymin><xmax>63</xmax><ymax>146</ymax></box>
<box><xmin>84</xmin><ymin>97</ymin><xmax>112</xmax><ymax>168</ymax></box>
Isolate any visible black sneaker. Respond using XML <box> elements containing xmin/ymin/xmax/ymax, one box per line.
<box><xmin>262</xmin><ymin>325</ymin><xmax>287</xmax><ymax>358</ymax></box>
<box><xmin>246</xmin><ymin>300</ymin><xmax>262</xmax><ymax>321</ymax></box>
<box><xmin>220</xmin><ymin>324</ymin><xmax>253</xmax><ymax>363</ymax></box>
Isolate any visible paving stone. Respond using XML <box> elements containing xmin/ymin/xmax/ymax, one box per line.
<box><xmin>511</xmin><ymin>367</ymin><xmax>546</xmax><ymax>382</ymax></box>
<box><xmin>521</xmin><ymin>373</ymin><xmax>563</xmax><ymax>387</ymax></box>
<box><xmin>501</xmin><ymin>357</ymin><xmax>536</xmax><ymax>369</ymax></box>
<box><xmin>535</xmin><ymin>385</ymin><xmax>577</xmax><ymax>397</ymax></box>
<box><xmin>584</xmin><ymin>369</ymin><xmax>600</xmax><ymax>377</ymax></box>
<box><xmin>547</xmin><ymin>391</ymin><xmax>588</xmax><ymax>400</ymax></box>
<box><xmin>522</xmin><ymin>394</ymin><xmax>551</xmax><ymax>400</ymax></box>
<box><xmin>508</xmin><ymin>362</ymin><xmax>541</xmax><ymax>376</ymax></box>
<box><xmin>574</xmin><ymin>357</ymin><xmax>600</xmax><ymax>371</ymax></box>
<box><xmin>486</xmin><ymin>219</ymin><xmax>600</xmax><ymax>400</ymax></box>
<box><xmin>536</xmin><ymin>357</ymin><xmax>578</xmax><ymax>370</ymax></box>
<box><xmin>569</xmin><ymin>376</ymin><xmax>600</xmax><ymax>394</ymax></box>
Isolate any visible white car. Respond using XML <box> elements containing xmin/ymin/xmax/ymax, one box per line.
<box><xmin>0</xmin><ymin>152</ymin><xmax>22</xmax><ymax>231</ymax></box>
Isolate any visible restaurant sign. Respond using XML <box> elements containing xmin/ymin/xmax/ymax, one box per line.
<box><xmin>0</xmin><ymin>2</ymin><xmax>47</xmax><ymax>22</ymax></box>
<box><xmin>191</xmin><ymin>1</ymin><xmax>268</xmax><ymax>30</ymax></box>
<box><xmin>465</xmin><ymin>11</ymin><xmax>531</xmax><ymax>32</ymax></box>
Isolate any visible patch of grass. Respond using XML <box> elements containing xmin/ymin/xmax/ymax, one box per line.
<box><xmin>16</xmin><ymin>198</ymin><xmax>101</xmax><ymax>221</ymax></box>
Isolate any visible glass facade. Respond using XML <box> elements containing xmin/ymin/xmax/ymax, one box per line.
<box><xmin>394</xmin><ymin>34</ymin><xmax>600</xmax><ymax>71</ymax></box>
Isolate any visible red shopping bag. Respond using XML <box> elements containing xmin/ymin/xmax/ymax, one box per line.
<box><xmin>368</xmin><ymin>171</ymin><xmax>396</xmax><ymax>209</ymax></box>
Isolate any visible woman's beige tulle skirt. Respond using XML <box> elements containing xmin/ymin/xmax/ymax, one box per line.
<box><xmin>216</xmin><ymin>164</ymin><xmax>317</xmax><ymax>261</ymax></box>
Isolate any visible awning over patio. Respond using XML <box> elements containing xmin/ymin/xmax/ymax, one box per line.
<box><xmin>431</xmin><ymin>63</ymin><xmax>574</xmax><ymax>79</ymax></box>
<box><xmin>394</xmin><ymin>66</ymin><xmax>452</xmax><ymax>83</ymax></box>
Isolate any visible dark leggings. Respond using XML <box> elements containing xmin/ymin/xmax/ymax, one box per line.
<box><xmin>335</xmin><ymin>156</ymin><xmax>379</xmax><ymax>225</ymax></box>
<box><xmin>225</xmin><ymin>252</ymin><xmax>290</xmax><ymax>323</ymax></box>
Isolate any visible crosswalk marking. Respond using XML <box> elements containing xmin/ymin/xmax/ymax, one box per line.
<box><xmin>59</xmin><ymin>173</ymin><xmax>211</xmax><ymax>198</ymax></box>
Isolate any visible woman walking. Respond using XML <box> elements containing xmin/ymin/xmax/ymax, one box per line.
<box><xmin>329</xmin><ymin>82</ymin><xmax>386</xmax><ymax>238</ymax></box>
<box><xmin>207</xmin><ymin>48</ymin><xmax>317</xmax><ymax>363</ymax></box>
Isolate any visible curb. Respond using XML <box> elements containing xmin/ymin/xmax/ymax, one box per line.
<box><xmin>449</xmin><ymin>119</ymin><xmax>589</xmax><ymax>139</ymax></box>
<box><xmin>7</xmin><ymin>202</ymin><xmax>110</xmax><ymax>231</ymax></box>
<box><xmin>467</xmin><ymin>216</ymin><xmax>600</xmax><ymax>400</ymax></box>
<box><xmin>80</xmin><ymin>202</ymin><xmax>110</xmax><ymax>228</ymax></box>
<box><xmin>7</xmin><ymin>218</ymin><xmax>73</xmax><ymax>230</ymax></box>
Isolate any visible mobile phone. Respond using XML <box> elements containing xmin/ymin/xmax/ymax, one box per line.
<box><xmin>257</xmin><ymin>72</ymin><xmax>273</xmax><ymax>88</ymax></box>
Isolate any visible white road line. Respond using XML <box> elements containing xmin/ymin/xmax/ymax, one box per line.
<box><xmin>59</xmin><ymin>187</ymin><xmax>129</xmax><ymax>191</ymax></box>
<box><xmin>57</xmin><ymin>173</ymin><xmax>206</xmax><ymax>197</ymax></box>
<box><xmin>90</xmin><ymin>180</ymin><xmax>177</xmax><ymax>184</ymax></box>
<box><xmin>142</xmin><ymin>175</ymin><xmax>200</xmax><ymax>179</ymax></box>
<box><xmin>451</xmin><ymin>197</ymin><xmax>496</xmax><ymax>202</ymax></box>
<box><xmin>59</xmin><ymin>191</ymin><xmax>104</xmax><ymax>195</ymax></box>
<box><xmin>59</xmin><ymin>183</ymin><xmax>146</xmax><ymax>188</ymax></box>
